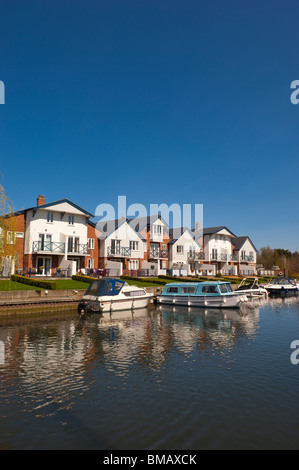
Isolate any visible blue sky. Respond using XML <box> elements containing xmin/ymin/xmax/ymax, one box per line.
<box><xmin>0</xmin><ymin>0</ymin><xmax>298</xmax><ymax>251</ymax></box>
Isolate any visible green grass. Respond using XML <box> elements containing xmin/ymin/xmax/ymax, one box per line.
<box><xmin>123</xmin><ymin>278</ymin><xmax>165</xmax><ymax>287</ymax></box>
<box><xmin>0</xmin><ymin>280</ymin><xmax>43</xmax><ymax>291</ymax></box>
<box><xmin>54</xmin><ymin>279</ymin><xmax>90</xmax><ymax>290</ymax></box>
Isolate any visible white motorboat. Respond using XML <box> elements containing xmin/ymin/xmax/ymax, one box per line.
<box><xmin>263</xmin><ymin>277</ymin><xmax>299</xmax><ymax>295</ymax></box>
<box><xmin>234</xmin><ymin>277</ymin><xmax>268</xmax><ymax>298</ymax></box>
<box><xmin>78</xmin><ymin>278</ymin><xmax>153</xmax><ymax>314</ymax></box>
<box><xmin>157</xmin><ymin>281</ymin><xmax>246</xmax><ymax>309</ymax></box>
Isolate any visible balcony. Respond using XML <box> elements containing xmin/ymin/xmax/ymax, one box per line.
<box><xmin>107</xmin><ymin>246</ymin><xmax>131</xmax><ymax>257</ymax></box>
<box><xmin>240</xmin><ymin>255</ymin><xmax>254</xmax><ymax>262</ymax></box>
<box><xmin>148</xmin><ymin>249</ymin><xmax>168</xmax><ymax>259</ymax></box>
<box><xmin>32</xmin><ymin>241</ymin><xmax>65</xmax><ymax>253</ymax></box>
<box><xmin>68</xmin><ymin>244</ymin><xmax>89</xmax><ymax>255</ymax></box>
<box><xmin>188</xmin><ymin>251</ymin><xmax>205</xmax><ymax>261</ymax></box>
<box><xmin>210</xmin><ymin>253</ymin><xmax>237</xmax><ymax>262</ymax></box>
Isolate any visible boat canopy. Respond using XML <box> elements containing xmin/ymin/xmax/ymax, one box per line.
<box><xmin>84</xmin><ymin>279</ymin><xmax>126</xmax><ymax>297</ymax></box>
<box><xmin>269</xmin><ymin>278</ymin><xmax>296</xmax><ymax>286</ymax></box>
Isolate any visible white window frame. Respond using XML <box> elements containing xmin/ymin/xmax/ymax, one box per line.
<box><xmin>88</xmin><ymin>238</ymin><xmax>95</xmax><ymax>250</ymax></box>
<box><xmin>47</xmin><ymin>212</ymin><xmax>54</xmax><ymax>223</ymax></box>
<box><xmin>177</xmin><ymin>245</ymin><xmax>184</xmax><ymax>253</ymax></box>
<box><xmin>68</xmin><ymin>215</ymin><xmax>75</xmax><ymax>225</ymax></box>
<box><xmin>129</xmin><ymin>241</ymin><xmax>139</xmax><ymax>251</ymax></box>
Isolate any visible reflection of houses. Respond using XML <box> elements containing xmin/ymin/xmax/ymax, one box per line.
<box><xmin>1</xmin><ymin>195</ymin><xmax>98</xmax><ymax>276</ymax></box>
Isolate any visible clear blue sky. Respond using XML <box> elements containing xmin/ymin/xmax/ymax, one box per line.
<box><xmin>0</xmin><ymin>0</ymin><xmax>298</xmax><ymax>251</ymax></box>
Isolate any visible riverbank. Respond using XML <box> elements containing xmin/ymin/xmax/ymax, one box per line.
<box><xmin>0</xmin><ymin>285</ymin><xmax>161</xmax><ymax>316</ymax></box>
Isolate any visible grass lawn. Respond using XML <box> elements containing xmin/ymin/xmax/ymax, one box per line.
<box><xmin>54</xmin><ymin>279</ymin><xmax>90</xmax><ymax>290</ymax></box>
<box><xmin>0</xmin><ymin>280</ymin><xmax>43</xmax><ymax>291</ymax></box>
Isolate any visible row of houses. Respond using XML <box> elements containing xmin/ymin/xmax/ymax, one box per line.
<box><xmin>0</xmin><ymin>195</ymin><xmax>257</xmax><ymax>277</ymax></box>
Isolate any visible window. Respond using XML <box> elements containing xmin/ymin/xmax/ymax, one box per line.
<box><xmin>68</xmin><ymin>215</ymin><xmax>74</xmax><ymax>225</ymax></box>
<box><xmin>47</xmin><ymin>212</ymin><xmax>53</xmax><ymax>223</ymax></box>
<box><xmin>129</xmin><ymin>241</ymin><xmax>139</xmax><ymax>251</ymax></box>
<box><xmin>6</xmin><ymin>231</ymin><xmax>14</xmax><ymax>244</ymax></box>
<box><xmin>68</xmin><ymin>236</ymin><xmax>79</xmax><ymax>252</ymax></box>
<box><xmin>241</xmin><ymin>250</ymin><xmax>246</xmax><ymax>260</ymax></box>
<box><xmin>202</xmin><ymin>285</ymin><xmax>219</xmax><ymax>294</ymax></box>
<box><xmin>16</xmin><ymin>232</ymin><xmax>24</xmax><ymax>238</ymax></box>
<box><xmin>181</xmin><ymin>286</ymin><xmax>197</xmax><ymax>294</ymax></box>
<box><xmin>219</xmin><ymin>284</ymin><xmax>233</xmax><ymax>293</ymax></box>
<box><xmin>88</xmin><ymin>258</ymin><xmax>94</xmax><ymax>269</ymax></box>
<box><xmin>88</xmin><ymin>238</ymin><xmax>95</xmax><ymax>250</ymax></box>
<box><xmin>167</xmin><ymin>287</ymin><xmax>178</xmax><ymax>293</ymax></box>
<box><xmin>129</xmin><ymin>260</ymin><xmax>139</xmax><ymax>270</ymax></box>
<box><xmin>177</xmin><ymin>245</ymin><xmax>184</xmax><ymax>253</ymax></box>
<box><xmin>152</xmin><ymin>225</ymin><xmax>162</xmax><ymax>235</ymax></box>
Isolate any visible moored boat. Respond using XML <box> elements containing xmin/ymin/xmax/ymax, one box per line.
<box><xmin>263</xmin><ymin>277</ymin><xmax>299</xmax><ymax>295</ymax></box>
<box><xmin>78</xmin><ymin>278</ymin><xmax>153</xmax><ymax>314</ymax></box>
<box><xmin>234</xmin><ymin>277</ymin><xmax>268</xmax><ymax>298</ymax></box>
<box><xmin>157</xmin><ymin>281</ymin><xmax>245</xmax><ymax>309</ymax></box>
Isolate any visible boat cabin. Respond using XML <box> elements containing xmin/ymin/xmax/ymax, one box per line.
<box><xmin>161</xmin><ymin>282</ymin><xmax>234</xmax><ymax>296</ymax></box>
<box><xmin>83</xmin><ymin>278</ymin><xmax>126</xmax><ymax>298</ymax></box>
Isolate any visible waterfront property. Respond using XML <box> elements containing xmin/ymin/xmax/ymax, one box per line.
<box><xmin>0</xmin><ymin>195</ymin><xmax>98</xmax><ymax>277</ymax></box>
<box><xmin>0</xmin><ymin>195</ymin><xmax>258</xmax><ymax>278</ymax></box>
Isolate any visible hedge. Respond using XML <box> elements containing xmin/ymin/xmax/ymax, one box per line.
<box><xmin>72</xmin><ymin>274</ymin><xmax>95</xmax><ymax>283</ymax></box>
<box><xmin>10</xmin><ymin>275</ymin><xmax>57</xmax><ymax>290</ymax></box>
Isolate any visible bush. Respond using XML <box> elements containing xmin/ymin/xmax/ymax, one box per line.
<box><xmin>72</xmin><ymin>275</ymin><xmax>95</xmax><ymax>283</ymax></box>
<box><xmin>10</xmin><ymin>274</ymin><xmax>56</xmax><ymax>290</ymax></box>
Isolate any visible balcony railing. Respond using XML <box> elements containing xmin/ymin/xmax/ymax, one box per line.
<box><xmin>210</xmin><ymin>253</ymin><xmax>237</xmax><ymax>262</ymax></box>
<box><xmin>148</xmin><ymin>249</ymin><xmax>168</xmax><ymax>259</ymax></box>
<box><xmin>32</xmin><ymin>241</ymin><xmax>65</xmax><ymax>253</ymax></box>
<box><xmin>241</xmin><ymin>255</ymin><xmax>254</xmax><ymax>262</ymax></box>
<box><xmin>68</xmin><ymin>244</ymin><xmax>89</xmax><ymax>255</ymax></box>
<box><xmin>107</xmin><ymin>246</ymin><xmax>131</xmax><ymax>257</ymax></box>
<box><xmin>187</xmin><ymin>251</ymin><xmax>205</xmax><ymax>261</ymax></box>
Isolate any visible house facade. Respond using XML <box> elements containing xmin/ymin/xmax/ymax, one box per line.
<box><xmin>129</xmin><ymin>215</ymin><xmax>170</xmax><ymax>275</ymax></box>
<box><xmin>168</xmin><ymin>227</ymin><xmax>203</xmax><ymax>276</ymax></box>
<box><xmin>1</xmin><ymin>195</ymin><xmax>98</xmax><ymax>276</ymax></box>
<box><xmin>96</xmin><ymin>218</ymin><xmax>146</xmax><ymax>275</ymax></box>
<box><xmin>233</xmin><ymin>236</ymin><xmax>257</xmax><ymax>276</ymax></box>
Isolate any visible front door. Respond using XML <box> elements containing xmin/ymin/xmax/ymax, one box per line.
<box><xmin>37</xmin><ymin>257</ymin><xmax>51</xmax><ymax>275</ymax></box>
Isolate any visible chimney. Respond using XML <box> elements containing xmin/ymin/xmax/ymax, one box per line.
<box><xmin>37</xmin><ymin>195</ymin><xmax>46</xmax><ymax>206</ymax></box>
<box><xmin>196</xmin><ymin>221</ymin><xmax>201</xmax><ymax>231</ymax></box>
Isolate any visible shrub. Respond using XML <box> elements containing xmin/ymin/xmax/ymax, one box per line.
<box><xmin>10</xmin><ymin>274</ymin><xmax>56</xmax><ymax>290</ymax></box>
<box><xmin>72</xmin><ymin>274</ymin><xmax>95</xmax><ymax>283</ymax></box>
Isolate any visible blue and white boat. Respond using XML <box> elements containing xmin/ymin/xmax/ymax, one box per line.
<box><xmin>263</xmin><ymin>277</ymin><xmax>299</xmax><ymax>295</ymax></box>
<box><xmin>157</xmin><ymin>281</ymin><xmax>245</xmax><ymax>309</ymax></box>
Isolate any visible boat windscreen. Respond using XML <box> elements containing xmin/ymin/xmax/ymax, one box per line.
<box><xmin>84</xmin><ymin>279</ymin><xmax>125</xmax><ymax>296</ymax></box>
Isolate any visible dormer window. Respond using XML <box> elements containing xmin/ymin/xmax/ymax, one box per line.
<box><xmin>47</xmin><ymin>212</ymin><xmax>53</xmax><ymax>223</ymax></box>
<box><xmin>68</xmin><ymin>215</ymin><xmax>74</xmax><ymax>225</ymax></box>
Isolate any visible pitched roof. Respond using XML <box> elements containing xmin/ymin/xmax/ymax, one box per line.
<box><xmin>233</xmin><ymin>236</ymin><xmax>257</xmax><ymax>252</ymax></box>
<box><xmin>168</xmin><ymin>227</ymin><xmax>202</xmax><ymax>247</ymax></box>
<box><xmin>93</xmin><ymin>217</ymin><xmax>146</xmax><ymax>240</ymax></box>
<box><xmin>128</xmin><ymin>214</ymin><xmax>169</xmax><ymax>232</ymax></box>
<box><xmin>2</xmin><ymin>198</ymin><xmax>94</xmax><ymax>218</ymax></box>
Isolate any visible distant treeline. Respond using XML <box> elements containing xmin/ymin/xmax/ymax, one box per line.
<box><xmin>257</xmin><ymin>247</ymin><xmax>299</xmax><ymax>276</ymax></box>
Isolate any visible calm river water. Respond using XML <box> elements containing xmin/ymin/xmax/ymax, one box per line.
<box><xmin>1</xmin><ymin>296</ymin><xmax>299</xmax><ymax>450</ymax></box>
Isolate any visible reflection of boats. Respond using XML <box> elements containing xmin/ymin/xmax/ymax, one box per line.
<box><xmin>78</xmin><ymin>279</ymin><xmax>153</xmax><ymax>314</ymax></box>
<box><xmin>263</xmin><ymin>277</ymin><xmax>299</xmax><ymax>295</ymax></box>
<box><xmin>157</xmin><ymin>281</ymin><xmax>245</xmax><ymax>308</ymax></box>
<box><xmin>234</xmin><ymin>278</ymin><xmax>268</xmax><ymax>298</ymax></box>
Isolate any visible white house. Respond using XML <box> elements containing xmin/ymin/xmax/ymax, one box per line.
<box><xmin>96</xmin><ymin>218</ymin><xmax>146</xmax><ymax>274</ymax></box>
<box><xmin>168</xmin><ymin>227</ymin><xmax>203</xmax><ymax>276</ymax></box>
<box><xmin>24</xmin><ymin>196</ymin><xmax>94</xmax><ymax>275</ymax></box>
<box><xmin>233</xmin><ymin>236</ymin><xmax>257</xmax><ymax>275</ymax></box>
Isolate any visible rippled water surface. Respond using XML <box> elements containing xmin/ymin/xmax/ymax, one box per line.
<box><xmin>1</xmin><ymin>296</ymin><xmax>299</xmax><ymax>450</ymax></box>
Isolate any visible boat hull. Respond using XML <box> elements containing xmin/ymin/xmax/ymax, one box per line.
<box><xmin>79</xmin><ymin>295</ymin><xmax>152</xmax><ymax>314</ymax></box>
<box><xmin>157</xmin><ymin>294</ymin><xmax>242</xmax><ymax>309</ymax></box>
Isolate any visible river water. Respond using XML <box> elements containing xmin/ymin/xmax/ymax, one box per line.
<box><xmin>1</xmin><ymin>296</ymin><xmax>299</xmax><ymax>450</ymax></box>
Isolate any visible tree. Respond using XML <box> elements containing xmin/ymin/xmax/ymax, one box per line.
<box><xmin>0</xmin><ymin>181</ymin><xmax>17</xmax><ymax>276</ymax></box>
